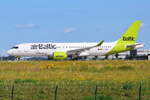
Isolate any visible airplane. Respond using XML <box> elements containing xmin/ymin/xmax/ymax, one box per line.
<box><xmin>7</xmin><ymin>21</ymin><xmax>144</xmax><ymax>60</ymax></box>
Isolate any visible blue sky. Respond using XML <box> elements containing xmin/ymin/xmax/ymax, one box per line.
<box><xmin>0</xmin><ymin>0</ymin><xmax>150</xmax><ymax>55</ymax></box>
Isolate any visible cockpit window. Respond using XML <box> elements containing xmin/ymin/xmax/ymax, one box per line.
<box><xmin>11</xmin><ymin>46</ymin><xmax>19</xmax><ymax>49</ymax></box>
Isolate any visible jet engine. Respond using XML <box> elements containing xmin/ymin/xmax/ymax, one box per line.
<box><xmin>52</xmin><ymin>52</ymin><xmax>68</xmax><ymax>60</ymax></box>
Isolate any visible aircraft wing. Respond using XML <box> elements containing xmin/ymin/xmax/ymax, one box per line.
<box><xmin>67</xmin><ymin>40</ymin><xmax>104</xmax><ymax>55</ymax></box>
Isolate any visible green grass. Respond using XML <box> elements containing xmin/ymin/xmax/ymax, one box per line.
<box><xmin>0</xmin><ymin>60</ymin><xmax>149</xmax><ymax>100</ymax></box>
<box><xmin>0</xmin><ymin>80</ymin><xmax>149</xmax><ymax>100</ymax></box>
<box><xmin>0</xmin><ymin>60</ymin><xmax>149</xmax><ymax>82</ymax></box>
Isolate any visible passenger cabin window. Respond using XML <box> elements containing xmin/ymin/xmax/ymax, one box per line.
<box><xmin>11</xmin><ymin>46</ymin><xmax>19</xmax><ymax>49</ymax></box>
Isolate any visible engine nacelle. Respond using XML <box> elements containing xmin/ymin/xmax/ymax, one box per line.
<box><xmin>53</xmin><ymin>52</ymin><xmax>68</xmax><ymax>60</ymax></box>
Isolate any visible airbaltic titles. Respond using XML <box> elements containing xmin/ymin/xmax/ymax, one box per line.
<box><xmin>31</xmin><ymin>44</ymin><xmax>56</xmax><ymax>49</ymax></box>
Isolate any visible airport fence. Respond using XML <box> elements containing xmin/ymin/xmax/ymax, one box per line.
<box><xmin>0</xmin><ymin>81</ymin><xmax>149</xmax><ymax>100</ymax></box>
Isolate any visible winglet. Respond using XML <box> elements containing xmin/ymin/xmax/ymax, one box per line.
<box><xmin>96</xmin><ymin>40</ymin><xmax>104</xmax><ymax>46</ymax></box>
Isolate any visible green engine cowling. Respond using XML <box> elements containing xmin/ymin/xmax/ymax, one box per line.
<box><xmin>53</xmin><ymin>52</ymin><xmax>68</xmax><ymax>60</ymax></box>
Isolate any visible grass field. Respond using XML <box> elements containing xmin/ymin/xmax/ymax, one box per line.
<box><xmin>0</xmin><ymin>60</ymin><xmax>149</xmax><ymax>81</ymax></box>
<box><xmin>0</xmin><ymin>60</ymin><xmax>150</xmax><ymax>100</ymax></box>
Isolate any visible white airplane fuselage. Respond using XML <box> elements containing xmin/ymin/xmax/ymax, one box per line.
<box><xmin>7</xmin><ymin>42</ymin><xmax>117</xmax><ymax>57</ymax></box>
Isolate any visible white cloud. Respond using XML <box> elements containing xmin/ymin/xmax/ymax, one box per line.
<box><xmin>16</xmin><ymin>24</ymin><xmax>39</xmax><ymax>29</ymax></box>
<box><xmin>64</xmin><ymin>28</ymin><xmax>76</xmax><ymax>33</ymax></box>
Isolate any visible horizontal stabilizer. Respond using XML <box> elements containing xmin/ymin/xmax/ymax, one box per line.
<box><xmin>126</xmin><ymin>43</ymin><xmax>144</xmax><ymax>49</ymax></box>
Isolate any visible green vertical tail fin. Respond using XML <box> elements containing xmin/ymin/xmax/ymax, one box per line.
<box><xmin>118</xmin><ymin>20</ymin><xmax>141</xmax><ymax>44</ymax></box>
<box><xmin>106</xmin><ymin>21</ymin><xmax>142</xmax><ymax>55</ymax></box>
